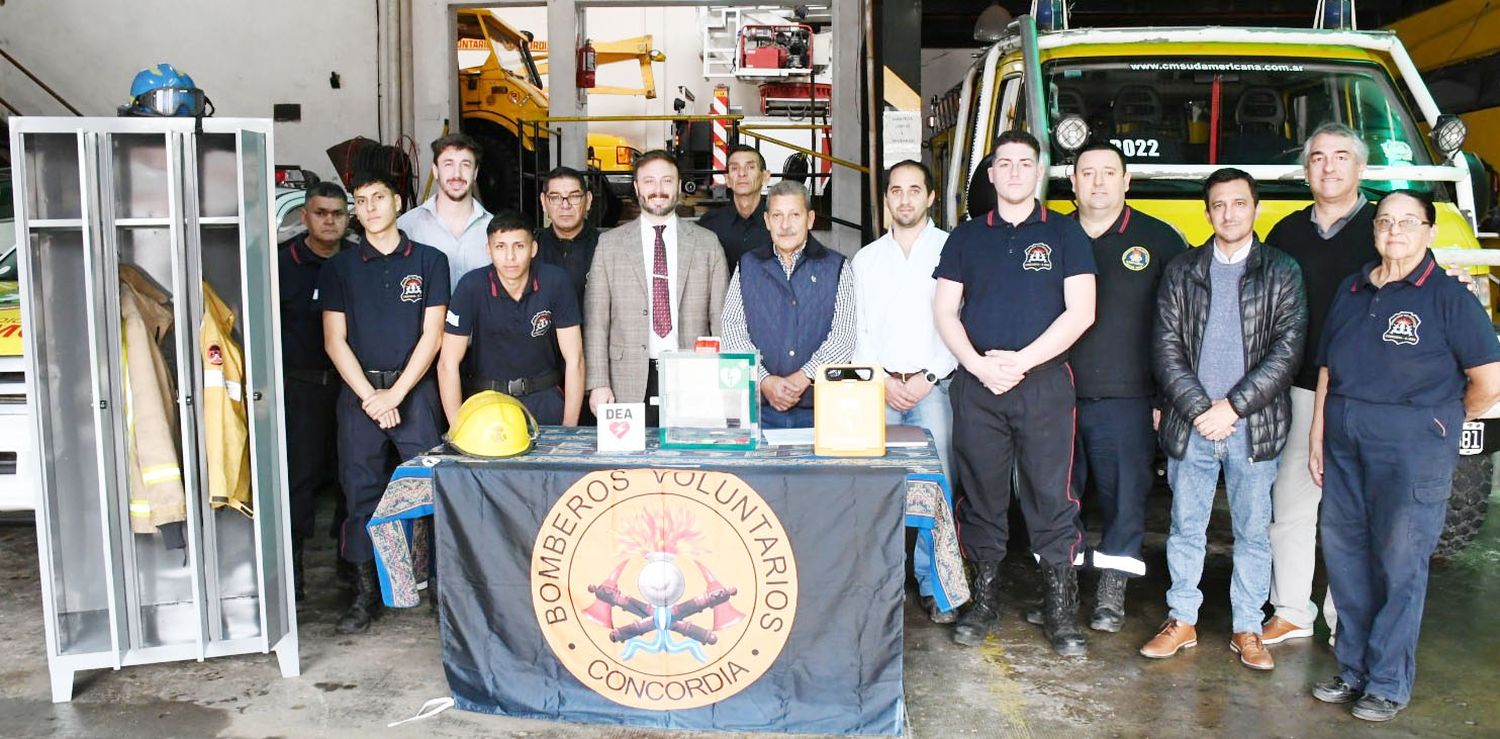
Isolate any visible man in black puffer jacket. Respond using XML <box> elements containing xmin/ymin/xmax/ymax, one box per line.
<box><xmin>1140</xmin><ymin>168</ymin><xmax>1306</xmax><ymax>672</ymax></box>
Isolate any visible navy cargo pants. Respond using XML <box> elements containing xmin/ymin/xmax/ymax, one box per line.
<box><xmin>1074</xmin><ymin>396</ymin><xmax>1155</xmax><ymax>576</ymax></box>
<box><xmin>337</xmin><ymin>379</ymin><xmax>444</xmax><ymax>564</ymax></box>
<box><xmin>1320</xmin><ymin>396</ymin><xmax>1463</xmax><ymax>706</ymax></box>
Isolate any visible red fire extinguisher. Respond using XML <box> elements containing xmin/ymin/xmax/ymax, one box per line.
<box><xmin>578</xmin><ymin>39</ymin><xmax>597</xmax><ymax>89</ymax></box>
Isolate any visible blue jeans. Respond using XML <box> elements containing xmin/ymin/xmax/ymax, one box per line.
<box><xmin>1165</xmin><ymin>429</ymin><xmax>1279</xmax><ymax>634</ymax></box>
<box><xmin>887</xmin><ymin>378</ymin><xmax>953</xmax><ymax>597</ymax></box>
<box><xmin>761</xmin><ymin>405</ymin><xmax>814</xmax><ymax>429</ymax></box>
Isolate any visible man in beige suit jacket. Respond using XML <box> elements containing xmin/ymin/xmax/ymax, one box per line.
<box><xmin>585</xmin><ymin>150</ymin><xmax>730</xmax><ymax>424</ymax></box>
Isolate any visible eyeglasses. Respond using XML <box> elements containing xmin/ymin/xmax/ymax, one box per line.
<box><xmin>545</xmin><ymin>193</ymin><xmax>586</xmax><ymax>207</ymax></box>
<box><xmin>1373</xmin><ymin>216</ymin><xmax>1431</xmax><ymax>234</ymax></box>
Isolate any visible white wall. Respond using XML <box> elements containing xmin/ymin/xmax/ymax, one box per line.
<box><xmin>0</xmin><ymin>0</ymin><xmax>381</xmax><ymax>180</ymax></box>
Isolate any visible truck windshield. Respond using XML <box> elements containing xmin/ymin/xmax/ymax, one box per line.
<box><xmin>1045</xmin><ymin>57</ymin><xmax>1443</xmax><ymax>199</ymax></box>
<box><xmin>458</xmin><ymin>12</ymin><xmax>544</xmax><ymax>89</ymax></box>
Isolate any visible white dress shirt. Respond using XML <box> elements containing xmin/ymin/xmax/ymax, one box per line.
<box><xmin>1213</xmin><ymin>237</ymin><xmax>1254</xmax><ymax>264</ymax></box>
<box><xmin>396</xmin><ymin>196</ymin><xmax>492</xmax><ymax>290</ymax></box>
<box><xmin>851</xmin><ymin>220</ymin><xmax>958</xmax><ymax>378</ymax></box>
<box><xmin>639</xmin><ymin>214</ymin><xmax>681</xmax><ymax>358</ymax></box>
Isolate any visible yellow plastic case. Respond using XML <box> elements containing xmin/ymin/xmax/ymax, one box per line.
<box><xmin>813</xmin><ymin>364</ymin><xmax>886</xmax><ymax>457</ymax></box>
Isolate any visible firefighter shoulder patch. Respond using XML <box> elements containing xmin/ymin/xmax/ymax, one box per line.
<box><xmin>1383</xmin><ymin>311</ymin><xmax>1421</xmax><ymax>346</ymax></box>
<box><xmin>1022</xmin><ymin>243</ymin><xmax>1053</xmax><ymax>271</ymax></box>
<box><xmin>399</xmin><ymin>275</ymin><xmax>423</xmax><ymax>303</ymax></box>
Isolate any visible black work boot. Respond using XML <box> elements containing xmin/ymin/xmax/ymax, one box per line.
<box><xmin>336</xmin><ymin>558</ymin><xmax>358</xmax><ymax>590</ymax></box>
<box><xmin>1041</xmin><ymin>562</ymin><xmax>1087</xmax><ymax>657</ymax></box>
<box><xmin>335</xmin><ymin>561</ymin><xmax>382</xmax><ymax>635</ymax></box>
<box><xmin>291</xmin><ymin>535</ymin><xmax>306</xmax><ymax>603</ymax></box>
<box><xmin>1090</xmin><ymin>570</ymin><xmax>1127</xmax><ymax>632</ymax></box>
<box><xmin>952</xmin><ymin>561</ymin><xmax>1002</xmax><ymax>647</ymax></box>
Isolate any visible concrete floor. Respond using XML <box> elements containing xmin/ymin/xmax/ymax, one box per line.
<box><xmin>2</xmin><ymin>487</ymin><xmax>1497</xmax><ymax>738</ymax></box>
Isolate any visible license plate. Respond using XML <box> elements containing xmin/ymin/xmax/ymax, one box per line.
<box><xmin>1461</xmin><ymin>421</ymin><xmax>1484</xmax><ymax>456</ymax></box>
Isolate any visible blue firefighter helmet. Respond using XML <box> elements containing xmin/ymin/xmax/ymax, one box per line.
<box><xmin>123</xmin><ymin>63</ymin><xmax>213</xmax><ymax>117</ymax></box>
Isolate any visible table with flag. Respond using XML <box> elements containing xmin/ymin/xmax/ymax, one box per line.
<box><xmin>368</xmin><ymin>427</ymin><xmax>967</xmax><ymax>735</ymax></box>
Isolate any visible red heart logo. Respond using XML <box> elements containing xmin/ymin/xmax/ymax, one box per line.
<box><xmin>609</xmin><ymin>420</ymin><xmax>630</xmax><ymax>439</ymax></box>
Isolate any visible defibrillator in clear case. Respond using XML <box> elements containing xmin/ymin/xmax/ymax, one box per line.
<box><xmin>656</xmin><ymin>350</ymin><xmax>760</xmax><ymax>450</ymax></box>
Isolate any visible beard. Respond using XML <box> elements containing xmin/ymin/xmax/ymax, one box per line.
<box><xmin>440</xmin><ymin>180</ymin><xmax>471</xmax><ymax>201</ymax></box>
<box><xmin>892</xmin><ymin>210</ymin><xmax>925</xmax><ymax>228</ymax></box>
<box><xmin>640</xmin><ymin>194</ymin><xmax>676</xmax><ymax>217</ymax></box>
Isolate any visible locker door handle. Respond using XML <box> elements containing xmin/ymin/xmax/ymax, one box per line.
<box><xmin>99</xmin><ymin>400</ymin><xmax>108</xmax><ymax>410</ymax></box>
<box><xmin>252</xmin><ymin>392</ymin><xmax>263</xmax><ymax>401</ymax></box>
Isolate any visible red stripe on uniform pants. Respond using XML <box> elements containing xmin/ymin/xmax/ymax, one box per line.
<box><xmin>1063</xmin><ymin>363</ymin><xmax>1083</xmax><ymax>567</ymax></box>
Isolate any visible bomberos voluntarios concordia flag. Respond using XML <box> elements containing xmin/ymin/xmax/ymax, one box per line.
<box><xmin>436</xmin><ymin>465</ymin><xmax>907</xmax><ymax>734</ymax></box>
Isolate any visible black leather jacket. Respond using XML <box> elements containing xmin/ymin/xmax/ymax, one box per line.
<box><xmin>1153</xmin><ymin>240</ymin><xmax>1307</xmax><ymax>461</ymax></box>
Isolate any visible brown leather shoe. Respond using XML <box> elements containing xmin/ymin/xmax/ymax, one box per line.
<box><xmin>1260</xmin><ymin>615</ymin><xmax>1313</xmax><ymax>645</ymax></box>
<box><xmin>1230</xmin><ymin>632</ymin><xmax>1275</xmax><ymax>670</ymax></box>
<box><xmin>1140</xmin><ymin>619</ymin><xmax>1197</xmax><ymax>658</ymax></box>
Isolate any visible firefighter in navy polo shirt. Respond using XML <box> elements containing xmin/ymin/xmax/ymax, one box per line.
<box><xmin>1309</xmin><ymin>190</ymin><xmax>1500</xmax><ymax>722</ymax></box>
<box><xmin>698</xmin><ymin>145</ymin><xmax>773</xmax><ymax>274</ymax></box>
<box><xmin>437</xmin><ymin>211</ymin><xmax>584</xmax><ymax>426</ymax></box>
<box><xmin>1058</xmin><ymin>141</ymin><xmax>1186</xmax><ymax>632</ymax></box>
<box><xmin>933</xmin><ymin>130</ymin><xmax>1097</xmax><ymax>657</ymax></box>
<box><xmin>535</xmin><ymin>166</ymin><xmax>601</xmax><ymax>307</ymax></box>
<box><xmin>318</xmin><ymin>171</ymin><xmax>450</xmax><ymax>635</ymax></box>
<box><xmin>278</xmin><ymin>180</ymin><xmax>352</xmax><ymax>601</ymax></box>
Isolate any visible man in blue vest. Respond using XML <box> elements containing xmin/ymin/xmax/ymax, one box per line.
<box><xmin>721</xmin><ymin>180</ymin><xmax>855</xmax><ymax>428</ymax></box>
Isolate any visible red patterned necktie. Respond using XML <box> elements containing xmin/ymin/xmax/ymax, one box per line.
<box><xmin>652</xmin><ymin>224</ymin><xmax>672</xmax><ymax>338</ymax></box>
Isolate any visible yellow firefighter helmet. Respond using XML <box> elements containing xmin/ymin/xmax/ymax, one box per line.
<box><xmin>446</xmin><ymin>391</ymin><xmax>539</xmax><ymax>458</ymax></box>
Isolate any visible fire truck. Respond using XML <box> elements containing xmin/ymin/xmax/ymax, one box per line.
<box><xmin>929</xmin><ymin>0</ymin><xmax>1500</xmax><ymax>555</ymax></box>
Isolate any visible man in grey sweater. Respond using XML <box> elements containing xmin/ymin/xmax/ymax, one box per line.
<box><xmin>1140</xmin><ymin>169</ymin><xmax>1307</xmax><ymax>672</ymax></box>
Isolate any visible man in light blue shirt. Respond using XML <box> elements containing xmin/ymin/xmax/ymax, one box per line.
<box><xmin>396</xmin><ymin>133</ymin><xmax>492</xmax><ymax>290</ymax></box>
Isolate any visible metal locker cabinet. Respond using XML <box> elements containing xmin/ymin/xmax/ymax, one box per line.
<box><xmin>8</xmin><ymin>117</ymin><xmax>299</xmax><ymax>703</ymax></box>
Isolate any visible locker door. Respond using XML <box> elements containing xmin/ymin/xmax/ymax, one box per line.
<box><xmin>234</xmin><ymin>127</ymin><xmax>298</xmax><ymax>665</ymax></box>
<box><xmin>14</xmin><ymin>127</ymin><xmax>123</xmax><ymax>664</ymax></box>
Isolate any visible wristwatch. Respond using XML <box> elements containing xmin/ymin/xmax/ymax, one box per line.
<box><xmin>923</xmin><ymin>371</ymin><xmax>939</xmax><ymax>385</ymax></box>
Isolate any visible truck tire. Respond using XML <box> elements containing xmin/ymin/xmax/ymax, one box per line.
<box><xmin>1434</xmin><ymin>452</ymin><xmax>1493</xmax><ymax>559</ymax></box>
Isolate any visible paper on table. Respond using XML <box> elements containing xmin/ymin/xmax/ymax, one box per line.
<box><xmin>885</xmin><ymin>425</ymin><xmax>931</xmax><ymax>448</ymax></box>
<box><xmin>761</xmin><ymin>427</ymin><xmax>815</xmax><ymax>446</ymax></box>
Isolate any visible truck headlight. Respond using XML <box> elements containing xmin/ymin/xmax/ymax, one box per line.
<box><xmin>1053</xmin><ymin>115</ymin><xmax>1090</xmax><ymax>154</ymax></box>
<box><xmin>1432</xmin><ymin>114</ymin><xmax>1468</xmax><ymax>156</ymax></box>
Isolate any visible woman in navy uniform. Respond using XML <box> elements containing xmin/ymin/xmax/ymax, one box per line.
<box><xmin>1309</xmin><ymin>189</ymin><xmax>1500</xmax><ymax>721</ymax></box>
<box><xmin>437</xmin><ymin>211</ymin><xmax>584</xmax><ymax>426</ymax></box>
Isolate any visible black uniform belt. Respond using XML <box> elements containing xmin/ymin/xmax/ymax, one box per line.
<box><xmin>287</xmin><ymin>369</ymin><xmax>337</xmax><ymax>386</ymax></box>
<box><xmin>364</xmin><ymin>369</ymin><xmax>403</xmax><ymax>390</ymax></box>
<box><xmin>472</xmin><ymin>369</ymin><xmax>562</xmax><ymax>397</ymax></box>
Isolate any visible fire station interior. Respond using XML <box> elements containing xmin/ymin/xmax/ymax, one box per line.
<box><xmin>4</xmin><ymin>0</ymin><xmax>1500</xmax><ymax>737</ymax></box>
